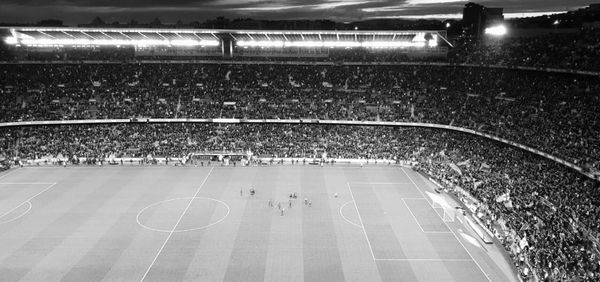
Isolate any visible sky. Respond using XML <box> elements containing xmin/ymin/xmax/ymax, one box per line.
<box><xmin>0</xmin><ymin>0</ymin><xmax>594</xmax><ymax>25</ymax></box>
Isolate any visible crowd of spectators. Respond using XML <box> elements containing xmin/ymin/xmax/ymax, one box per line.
<box><xmin>0</xmin><ymin>123</ymin><xmax>598</xmax><ymax>280</ymax></box>
<box><xmin>1</xmin><ymin>29</ymin><xmax>600</xmax><ymax>280</ymax></box>
<box><xmin>450</xmin><ymin>28</ymin><xmax>600</xmax><ymax>72</ymax></box>
<box><xmin>1</xmin><ymin>63</ymin><xmax>598</xmax><ymax>172</ymax></box>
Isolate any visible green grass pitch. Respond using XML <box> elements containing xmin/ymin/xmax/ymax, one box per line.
<box><xmin>0</xmin><ymin>166</ymin><xmax>519</xmax><ymax>282</ymax></box>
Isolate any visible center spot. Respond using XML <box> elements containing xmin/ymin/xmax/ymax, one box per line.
<box><xmin>137</xmin><ymin>197</ymin><xmax>229</xmax><ymax>233</ymax></box>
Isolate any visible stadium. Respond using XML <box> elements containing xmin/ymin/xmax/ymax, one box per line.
<box><xmin>0</xmin><ymin>1</ymin><xmax>599</xmax><ymax>281</ymax></box>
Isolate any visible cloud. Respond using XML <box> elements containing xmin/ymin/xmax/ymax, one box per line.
<box><xmin>0</xmin><ymin>0</ymin><xmax>593</xmax><ymax>24</ymax></box>
<box><xmin>312</xmin><ymin>1</ymin><xmax>373</xmax><ymax>10</ymax></box>
<box><xmin>232</xmin><ymin>5</ymin><xmax>312</xmax><ymax>12</ymax></box>
<box><xmin>361</xmin><ymin>5</ymin><xmax>407</xmax><ymax>13</ymax></box>
<box><xmin>406</xmin><ymin>0</ymin><xmax>466</xmax><ymax>5</ymax></box>
<box><xmin>231</xmin><ymin>0</ymin><xmax>374</xmax><ymax>12</ymax></box>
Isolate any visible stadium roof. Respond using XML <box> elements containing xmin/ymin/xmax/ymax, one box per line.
<box><xmin>2</xmin><ymin>27</ymin><xmax>452</xmax><ymax>48</ymax></box>
<box><xmin>3</xmin><ymin>27</ymin><xmax>221</xmax><ymax>47</ymax></box>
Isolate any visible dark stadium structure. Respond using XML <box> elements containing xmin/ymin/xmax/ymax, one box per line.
<box><xmin>0</xmin><ymin>22</ymin><xmax>599</xmax><ymax>282</ymax></box>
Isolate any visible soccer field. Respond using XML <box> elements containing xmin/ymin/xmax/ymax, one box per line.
<box><xmin>0</xmin><ymin>165</ymin><xmax>519</xmax><ymax>282</ymax></box>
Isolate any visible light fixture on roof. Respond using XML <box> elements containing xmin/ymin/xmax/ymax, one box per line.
<box><xmin>484</xmin><ymin>25</ymin><xmax>507</xmax><ymax>36</ymax></box>
<box><xmin>237</xmin><ymin>40</ymin><xmax>428</xmax><ymax>49</ymax></box>
<box><xmin>11</xmin><ymin>38</ymin><xmax>219</xmax><ymax>47</ymax></box>
<box><xmin>4</xmin><ymin>37</ymin><xmax>18</xmax><ymax>45</ymax></box>
<box><xmin>237</xmin><ymin>40</ymin><xmax>284</xmax><ymax>47</ymax></box>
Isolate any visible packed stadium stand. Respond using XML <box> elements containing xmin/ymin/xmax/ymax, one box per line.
<box><xmin>1</xmin><ymin>26</ymin><xmax>600</xmax><ymax>281</ymax></box>
<box><xmin>1</xmin><ymin>63</ymin><xmax>598</xmax><ymax>172</ymax></box>
<box><xmin>449</xmin><ymin>28</ymin><xmax>600</xmax><ymax>72</ymax></box>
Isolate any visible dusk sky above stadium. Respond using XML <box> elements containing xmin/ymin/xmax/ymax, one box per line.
<box><xmin>0</xmin><ymin>0</ymin><xmax>595</xmax><ymax>25</ymax></box>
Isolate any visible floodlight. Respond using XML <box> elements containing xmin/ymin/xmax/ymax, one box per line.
<box><xmin>484</xmin><ymin>25</ymin><xmax>507</xmax><ymax>36</ymax></box>
<box><xmin>237</xmin><ymin>40</ymin><xmax>284</xmax><ymax>47</ymax></box>
<box><xmin>15</xmin><ymin>37</ymin><xmax>219</xmax><ymax>47</ymax></box>
<box><xmin>171</xmin><ymin>39</ymin><xmax>219</xmax><ymax>46</ymax></box>
<box><xmin>324</xmin><ymin>41</ymin><xmax>360</xmax><ymax>48</ymax></box>
<box><xmin>284</xmin><ymin>41</ymin><xmax>323</xmax><ymax>47</ymax></box>
<box><xmin>236</xmin><ymin>39</ymin><xmax>434</xmax><ymax>49</ymax></box>
<box><xmin>4</xmin><ymin>37</ymin><xmax>18</xmax><ymax>45</ymax></box>
<box><xmin>362</xmin><ymin>41</ymin><xmax>425</xmax><ymax>48</ymax></box>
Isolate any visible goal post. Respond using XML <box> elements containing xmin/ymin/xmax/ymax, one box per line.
<box><xmin>440</xmin><ymin>206</ymin><xmax>456</xmax><ymax>222</ymax></box>
<box><xmin>426</xmin><ymin>191</ymin><xmax>456</xmax><ymax>222</ymax></box>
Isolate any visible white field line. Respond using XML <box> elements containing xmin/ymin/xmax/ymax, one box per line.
<box><xmin>0</xmin><ymin>167</ymin><xmax>23</xmax><ymax>181</ymax></box>
<box><xmin>339</xmin><ymin>200</ymin><xmax>363</xmax><ymax>229</ymax></box>
<box><xmin>347</xmin><ymin>182</ymin><xmax>376</xmax><ymax>261</ymax></box>
<box><xmin>350</xmin><ymin>182</ymin><xmax>412</xmax><ymax>185</ymax></box>
<box><xmin>0</xmin><ymin>183</ymin><xmax>56</xmax><ymax>185</ymax></box>
<box><xmin>136</xmin><ymin>197</ymin><xmax>230</xmax><ymax>233</ymax></box>
<box><xmin>375</xmin><ymin>258</ymin><xmax>473</xmax><ymax>262</ymax></box>
<box><xmin>0</xmin><ymin>183</ymin><xmax>57</xmax><ymax>220</ymax></box>
<box><xmin>402</xmin><ymin>198</ymin><xmax>426</xmax><ymax>233</ymax></box>
<box><xmin>399</xmin><ymin>167</ymin><xmax>492</xmax><ymax>282</ymax></box>
<box><xmin>19</xmin><ymin>166</ymin><xmax>401</xmax><ymax>170</ymax></box>
<box><xmin>0</xmin><ymin>201</ymin><xmax>32</xmax><ymax>224</ymax></box>
<box><xmin>140</xmin><ymin>166</ymin><xmax>214</xmax><ymax>282</ymax></box>
<box><xmin>402</xmin><ymin>198</ymin><xmax>452</xmax><ymax>234</ymax></box>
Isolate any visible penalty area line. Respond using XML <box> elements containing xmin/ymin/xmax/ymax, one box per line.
<box><xmin>375</xmin><ymin>258</ymin><xmax>473</xmax><ymax>262</ymax></box>
<box><xmin>0</xmin><ymin>182</ymin><xmax>56</xmax><ymax>185</ymax></box>
<box><xmin>0</xmin><ymin>182</ymin><xmax>57</xmax><ymax>220</ymax></box>
<box><xmin>349</xmin><ymin>182</ymin><xmax>412</xmax><ymax>185</ymax></box>
<box><xmin>399</xmin><ymin>167</ymin><xmax>491</xmax><ymax>282</ymax></box>
<box><xmin>0</xmin><ymin>167</ymin><xmax>23</xmax><ymax>181</ymax></box>
<box><xmin>402</xmin><ymin>198</ymin><xmax>426</xmax><ymax>233</ymax></box>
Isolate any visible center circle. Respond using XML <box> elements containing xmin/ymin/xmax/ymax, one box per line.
<box><xmin>136</xmin><ymin>197</ymin><xmax>230</xmax><ymax>233</ymax></box>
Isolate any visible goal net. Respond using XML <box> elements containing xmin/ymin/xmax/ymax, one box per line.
<box><xmin>426</xmin><ymin>191</ymin><xmax>456</xmax><ymax>222</ymax></box>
